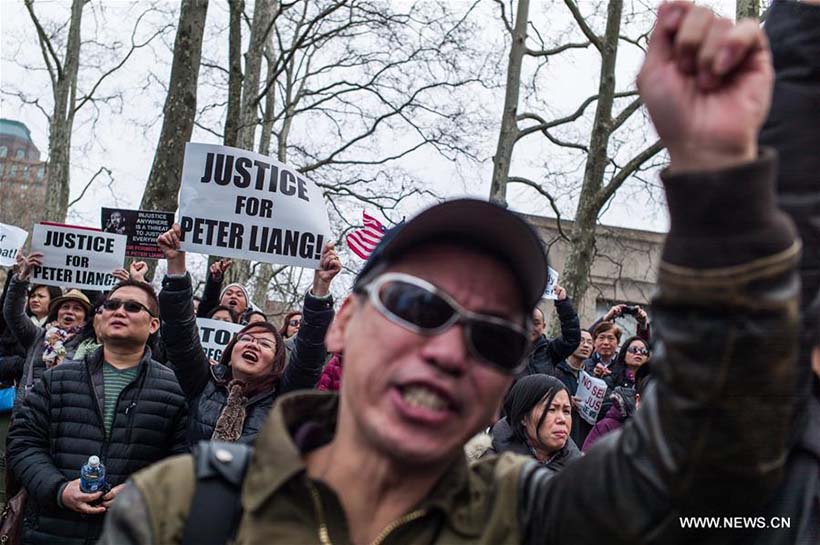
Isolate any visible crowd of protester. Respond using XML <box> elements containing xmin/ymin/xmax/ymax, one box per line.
<box><xmin>0</xmin><ymin>2</ymin><xmax>816</xmax><ymax>544</ymax></box>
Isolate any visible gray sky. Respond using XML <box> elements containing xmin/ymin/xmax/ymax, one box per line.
<box><xmin>1</xmin><ymin>0</ymin><xmax>736</xmax><ymax>240</ymax></box>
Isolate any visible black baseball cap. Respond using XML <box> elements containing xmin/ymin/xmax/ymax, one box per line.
<box><xmin>354</xmin><ymin>199</ymin><xmax>548</xmax><ymax>310</ymax></box>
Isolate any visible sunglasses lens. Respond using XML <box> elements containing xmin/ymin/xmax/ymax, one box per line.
<box><xmin>103</xmin><ymin>300</ymin><xmax>121</xmax><ymax>311</ymax></box>
<box><xmin>123</xmin><ymin>302</ymin><xmax>142</xmax><ymax>313</ymax></box>
<box><xmin>469</xmin><ymin>320</ymin><xmax>527</xmax><ymax>371</ymax></box>
<box><xmin>378</xmin><ymin>281</ymin><xmax>454</xmax><ymax>330</ymax></box>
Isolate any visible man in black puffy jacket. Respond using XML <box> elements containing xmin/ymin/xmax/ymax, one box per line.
<box><xmin>7</xmin><ymin>280</ymin><xmax>187</xmax><ymax>545</ymax></box>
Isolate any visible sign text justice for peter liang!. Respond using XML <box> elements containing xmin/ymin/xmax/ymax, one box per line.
<box><xmin>178</xmin><ymin>143</ymin><xmax>331</xmax><ymax>269</ymax></box>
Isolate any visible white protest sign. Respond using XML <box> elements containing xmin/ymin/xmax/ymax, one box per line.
<box><xmin>29</xmin><ymin>223</ymin><xmax>127</xmax><ymax>290</ymax></box>
<box><xmin>0</xmin><ymin>223</ymin><xmax>28</xmax><ymax>267</ymax></box>
<box><xmin>178</xmin><ymin>143</ymin><xmax>332</xmax><ymax>268</ymax></box>
<box><xmin>576</xmin><ymin>370</ymin><xmax>609</xmax><ymax>425</ymax></box>
<box><xmin>197</xmin><ymin>318</ymin><xmax>244</xmax><ymax>362</ymax></box>
<box><xmin>543</xmin><ymin>266</ymin><xmax>560</xmax><ymax>300</ymax></box>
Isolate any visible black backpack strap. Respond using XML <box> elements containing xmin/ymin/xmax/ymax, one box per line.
<box><xmin>181</xmin><ymin>441</ymin><xmax>253</xmax><ymax>545</ymax></box>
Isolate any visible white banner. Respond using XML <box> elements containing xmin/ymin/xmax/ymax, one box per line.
<box><xmin>178</xmin><ymin>143</ymin><xmax>332</xmax><ymax>268</ymax></box>
<box><xmin>576</xmin><ymin>370</ymin><xmax>609</xmax><ymax>425</ymax></box>
<box><xmin>196</xmin><ymin>318</ymin><xmax>244</xmax><ymax>362</ymax></box>
<box><xmin>29</xmin><ymin>223</ymin><xmax>127</xmax><ymax>290</ymax></box>
<box><xmin>0</xmin><ymin>223</ymin><xmax>28</xmax><ymax>267</ymax></box>
<box><xmin>543</xmin><ymin>266</ymin><xmax>560</xmax><ymax>300</ymax></box>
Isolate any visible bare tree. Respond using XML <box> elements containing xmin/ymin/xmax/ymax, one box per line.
<box><xmin>12</xmin><ymin>0</ymin><xmax>171</xmax><ymax>222</ymax></box>
<box><xmin>490</xmin><ymin>0</ymin><xmax>665</xmax><ymax>317</ymax></box>
<box><xmin>140</xmin><ymin>0</ymin><xmax>209</xmax><ymax>216</ymax></box>
<box><xmin>190</xmin><ymin>0</ymin><xmax>488</xmax><ymax>305</ymax></box>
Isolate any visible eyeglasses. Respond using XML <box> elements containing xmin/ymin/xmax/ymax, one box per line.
<box><xmin>626</xmin><ymin>346</ymin><xmax>649</xmax><ymax>356</ymax></box>
<box><xmin>357</xmin><ymin>273</ymin><xmax>530</xmax><ymax>374</ymax></box>
<box><xmin>102</xmin><ymin>298</ymin><xmax>156</xmax><ymax>317</ymax></box>
<box><xmin>288</xmin><ymin>319</ymin><xmax>301</xmax><ymax>327</ymax></box>
<box><xmin>236</xmin><ymin>333</ymin><xmax>276</xmax><ymax>351</ymax></box>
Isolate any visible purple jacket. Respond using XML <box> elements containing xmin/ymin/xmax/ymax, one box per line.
<box><xmin>582</xmin><ymin>387</ymin><xmax>636</xmax><ymax>452</ymax></box>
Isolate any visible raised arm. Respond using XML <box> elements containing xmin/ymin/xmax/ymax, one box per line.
<box><xmin>157</xmin><ymin>225</ymin><xmax>211</xmax><ymax>399</ymax></box>
<box><xmin>279</xmin><ymin>242</ymin><xmax>340</xmax><ymax>393</ymax></box>
<box><xmin>544</xmin><ymin>286</ymin><xmax>581</xmax><ymax>363</ymax></box>
<box><xmin>196</xmin><ymin>259</ymin><xmax>230</xmax><ymax>318</ymax></box>
<box><xmin>2</xmin><ymin>252</ymin><xmax>44</xmax><ymax>349</ymax></box>
<box><xmin>521</xmin><ymin>5</ymin><xmax>800</xmax><ymax>543</ymax></box>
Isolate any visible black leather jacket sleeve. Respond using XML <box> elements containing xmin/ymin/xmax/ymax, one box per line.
<box><xmin>160</xmin><ymin>273</ymin><xmax>211</xmax><ymax>400</ymax></box>
<box><xmin>519</xmin><ymin>153</ymin><xmax>800</xmax><ymax>544</ymax></box>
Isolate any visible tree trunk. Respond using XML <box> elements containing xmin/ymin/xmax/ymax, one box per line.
<box><xmin>237</xmin><ymin>0</ymin><xmax>274</xmax><ymax>151</ymax></box>
<box><xmin>489</xmin><ymin>0</ymin><xmax>529</xmax><ymax>207</ymax></box>
<box><xmin>555</xmin><ymin>0</ymin><xmax>623</xmax><ymax>321</ymax></box>
<box><xmin>736</xmin><ymin>0</ymin><xmax>759</xmax><ymax>19</ymax></box>
<box><xmin>223</xmin><ymin>0</ymin><xmax>244</xmax><ymax>147</ymax></box>
<box><xmin>43</xmin><ymin>0</ymin><xmax>84</xmax><ymax>222</ymax></box>
<box><xmin>138</xmin><ymin>0</ymin><xmax>208</xmax><ymax>282</ymax></box>
<box><xmin>140</xmin><ymin>0</ymin><xmax>209</xmax><ymax>215</ymax></box>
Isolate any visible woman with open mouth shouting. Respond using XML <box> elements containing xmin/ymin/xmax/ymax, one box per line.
<box><xmin>157</xmin><ymin>224</ymin><xmax>340</xmax><ymax>445</ymax></box>
<box><xmin>3</xmin><ymin>251</ymin><xmax>92</xmax><ymax>409</ymax></box>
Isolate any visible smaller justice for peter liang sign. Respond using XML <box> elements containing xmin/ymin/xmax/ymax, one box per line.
<box><xmin>30</xmin><ymin>223</ymin><xmax>126</xmax><ymax>291</ymax></box>
<box><xmin>178</xmin><ymin>143</ymin><xmax>331</xmax><ymax>269</ymax></box>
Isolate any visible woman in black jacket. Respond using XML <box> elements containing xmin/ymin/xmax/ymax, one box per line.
<box><xmin>157</xmin><ymin>224</ymin><xmax>341</xmax><ymax>444</ymax></box>
<box><xmin>485</xmin><ymin>375</ymin><xmax>581</xmax><ymax>474</ymax></box>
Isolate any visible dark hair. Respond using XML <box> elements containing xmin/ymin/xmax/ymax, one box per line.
<box><xmin>635</xmin><ymin>362</ymin><xmax>652</xmax><ymax>396</ymax></box>
<box><xmin>245</xmin><ymin>310</ymin><xmax>268</xmax><ymax>323</ymax></box>
<box><xmin>26</xmin><ymin>285</ymin><xmax>62</xmax><ymax>317</ymax></box>
<box><xmin>218</xmin><ymin>321</ymin><xmax>286</xmax><ymax>378</ymax></box>
<box><xmin>504</xmin><ymin>375</ymin><xmax>570</xmax><ymax>449</ymax></box>
<box><xmin>108</xmin><ymin>279</ymin><xmax>159</xmax><ymax>316</ymax></box>
<box><xmin>78</xmin><ymin>293</ymin><xmax>107</xmax><ymax>343</ymax></box>
<box><xmin>279</xmin><ymin>310</ymin><xmax>302</xmax><ymax>338</ymax></box>
<box><xmin>592</xmin><ymin>321</ymin><xmax>622</xmax><ymax>343</ymax></box>
<box><xmin>615</xmin><ymin>336</ymin><xmax>649</xmax><ymax>370</ymax></box>
<box><xmin>207</xmin><ymin>305</ymin><xmax>238</xmax><ymax>323</ymax></box>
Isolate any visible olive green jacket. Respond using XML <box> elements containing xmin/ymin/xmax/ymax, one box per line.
<box><xmin>99</xmin><ymin>153</ymin><xmax>804</xmax><ymax>545</ymax></box>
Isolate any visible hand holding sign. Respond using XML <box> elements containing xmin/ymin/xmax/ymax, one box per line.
<box><xmin>112</xmin><ymin>268</ymin><xmax>130</xmax><ymax>283</ymax></box>
<box><xmin>553</xmin><ymin>284</ymin><xmax>567</xmax><ymax>301</ymax></box>
<box><xmin>312</xmin><ymin>243</ymin><xmax>341</xmax><ymax>297</ymax></box>
<box><xmin>157</xmin><ymin>224</ymin><xmax>186</xmax><ymax>275</ymax></box>
<box><xmin>15</xmin><ymin>251</ymin><xmax>43</xmax><ymax>282</ymax></box>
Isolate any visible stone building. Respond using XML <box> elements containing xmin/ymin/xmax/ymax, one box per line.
<box><xmin>525</xmin><ymin>214</ymin><xmax>666</xmax><ymax>336</ymax></box>
<box><xmin>0</xmin><ymin>118</ymin><xmax>48</xmax><ymax>232</ymax></box>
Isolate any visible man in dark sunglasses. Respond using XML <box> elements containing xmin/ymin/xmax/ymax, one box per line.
<box><xmin>102</xmin><ymin>6</ymin><xmax>803</xmax><ymax>544</ymax></box>
<box><xmin>8</xmin><ymin>279</ymin><xmax>187</xmax><ymax>545</ymax></box>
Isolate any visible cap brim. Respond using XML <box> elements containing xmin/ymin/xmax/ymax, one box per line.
<box><xmin>370</xmin><ymin>199</ymin><xmax>548</xmax><ymax>308</ymax></box>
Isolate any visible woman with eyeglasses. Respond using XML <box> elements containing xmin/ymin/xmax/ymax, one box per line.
<box><xmin>157</xmin><ymin>225</ymin><xmax>340</xmax><ymax>444</ymax></box>
<box><xmin>279</xmin><ymin>311</ymin><xmax>302</xmax><ymax>339</ymax></box>
<box><xmin>483</xmin><ymin>375</ymin><xmax>581</xmax><ymax>474</ymax></box>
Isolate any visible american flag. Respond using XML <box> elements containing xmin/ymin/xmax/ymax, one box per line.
<box><xmin>346</xmin><ymin>211</ymin><xmax>387</xmax><ymax>260</ymax></box>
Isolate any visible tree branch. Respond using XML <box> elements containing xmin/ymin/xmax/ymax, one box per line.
<box><xmin>492</xmin><ymin>0</ymin><xmax>513</xmax><ymax>35</ymax></box>
<box><xmin>67</xmin><ymin>166</ymin><xmax>112</xmax><ymax>208</ymax></box>
<box><xmin>24</xmin><ymin>0</ymin><xmax>62</xmax><ymax>87</ymax></box>
<box><xmin>526</xmin><ymin>41</ymin><xmax>589</xmax><ymax>57</ymax></box>
<box><xmin>516</xmin><ymin>90</ymin><xmax>637</xmax><ymax>140</ymax></box>
<box><xmin>594</xmin><ymin>140</ymin><xmax>664</xmax><ymax>210</ymax></box>
<box><xmin>563</xmin><ymin>0</ymin><xmax>602</xmax><ymax>52</ymax></box>
<box><xmin>609</xmin><ymin>96</ymin><xmax>643</xmax><ymax>134</ymax></box>
<box><xmin>508</xmin><ymin>176</ymin><xmax>569</xmax><ymax>241</ymax></box>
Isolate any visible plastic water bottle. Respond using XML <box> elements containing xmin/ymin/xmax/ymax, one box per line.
<box><xmin>80</xmin><ymin>455</ymin><xmax>106</xmax><ymax>493</ymax></box>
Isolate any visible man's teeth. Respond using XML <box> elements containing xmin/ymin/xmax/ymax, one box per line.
<box><xmin>401</xmin><ymin>386</ymin><xmax>448</xmax><ymax>411</ymax></box>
